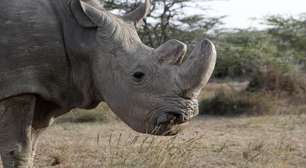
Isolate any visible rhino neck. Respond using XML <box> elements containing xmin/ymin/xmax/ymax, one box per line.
<box><xmin>53</xmin><ymin>0</ymin><xmax>101</xmax><ymax>109</ymax></box>
<box><xmin>64</xmin><ymin>33</ymin><xmax>101</xmax><ymax>109</ymax></box>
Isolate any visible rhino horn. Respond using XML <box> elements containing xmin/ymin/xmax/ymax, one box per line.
<box><xmin>178</xmin><ymin>39</ymin><xmax>216</xmax><ymax>98</ymax></box>
<box><xmin>123</xmin><ymin>0</ymin><xmax>151</xmax><ymax>26</ymax></box>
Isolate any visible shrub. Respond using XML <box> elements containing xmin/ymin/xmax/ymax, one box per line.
<box><xmin>248</xmin><ymin>65</ymin><xmax>306</xmax><ymax>96</ymax></box>
<box><xmin>213</xmin><ymin>29</ymin><xmax>301</xmax><ymax>80</ymax></box>
<box><xmin>199</xmin><ymin>91</ymin><xmax>277</xmax><ymax>116</ymax></box>
<box><xmin>214</xmin><ymin>30</ymin><xmax>278</xmax><ymax>78</ymax></box>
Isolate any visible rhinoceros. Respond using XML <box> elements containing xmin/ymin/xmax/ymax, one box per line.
<box><xmin>0</xmin><ymin>0</ymin><xmax>216</xmax><ymax>167</ymax></box>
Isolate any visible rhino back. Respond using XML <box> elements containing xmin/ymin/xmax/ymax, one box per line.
<box><xmin>0</xmin><ymin>0</ymin><xmax>67</xmax><ymax>67</ymax></box>
<box><xmin>0</xmin><ymin>0</ymin><xmax>74</xmax><ymax>107</ymax></box>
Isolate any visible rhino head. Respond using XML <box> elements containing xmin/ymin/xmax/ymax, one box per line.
<box><xmin>75</xmin><ymin>0</ymin><xmax>216</xmax><ymax>135</ymax></box>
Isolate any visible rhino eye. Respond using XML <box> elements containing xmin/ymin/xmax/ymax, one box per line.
<box><xmin>132</xmin><ymin>72</ymin><xmax>145</xmax><ymax>82</ymax></box>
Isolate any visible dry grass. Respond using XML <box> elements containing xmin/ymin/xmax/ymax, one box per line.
<box><xmin>3</xmin><ymin>114</ymin><xmax>301</xmax><ymax>168</ymax></box>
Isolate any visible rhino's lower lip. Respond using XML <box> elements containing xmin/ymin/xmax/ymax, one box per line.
<box><xmin>152</xmin><ymin>111</ymin><xmax>190</xmax><ymax>136</ymax></box>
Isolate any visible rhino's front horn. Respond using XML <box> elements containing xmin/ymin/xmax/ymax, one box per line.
<box><xmin>178</xmin><ymin>39</ymin><xmax>216</xmax><ymax>98</ymax></box>
<box><xmin>123</xmin><ymin>0</ymin><xmax>151</xmax><ymax>26</ymax></box>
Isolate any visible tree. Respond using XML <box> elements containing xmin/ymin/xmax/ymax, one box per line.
<box><xmin>104</xmin><ymin>0</ymin><xmax>223</xmax><ymax>47</ymax></box>
<box><xmin>211</xmin><ymin>14</ymin><xmax>306</xmax><ymax>78</ymax></box>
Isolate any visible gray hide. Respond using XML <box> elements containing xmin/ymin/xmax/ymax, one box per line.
<box><xmin>0</xmin><ymin>0</ymin><xmax>100</xmax><ymax>111</ymax></box>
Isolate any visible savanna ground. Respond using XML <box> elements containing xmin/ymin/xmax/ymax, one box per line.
<box><xmin>2</xmin><ymin>82</ymin><xmax>305</xmax><ymax>168</ymax></box>
<box><xmin>34</xmin><ymin>114</ymin><xmax>306</xmax><ymax>168</ymax></box>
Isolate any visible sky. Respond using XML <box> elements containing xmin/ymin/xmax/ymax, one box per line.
<box><xmin>188</xmin><ymin>0</ymin><xmax>306</xmax><ymax>29</ymax></box>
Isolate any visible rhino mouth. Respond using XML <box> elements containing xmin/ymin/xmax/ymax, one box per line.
<box><xmin>152</xmin><ymin>111</ymin><xmax>189</xmax><ymax>136</ymax></box>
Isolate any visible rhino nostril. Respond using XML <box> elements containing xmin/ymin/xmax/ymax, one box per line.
<box><xmin>168</xmin><ymin>112</ymin><xmax>186</xmax><ymax>124</ymax></box>
<box><xmin>157</xmin><ymin>112</ymin><xmax>186</xmax><ymax>126</ymax></box>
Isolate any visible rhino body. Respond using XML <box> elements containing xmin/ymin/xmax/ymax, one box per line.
<box><xmin>0</xmin><ymin>0</ymin><xmax>98</xmax><ymax>109</ymax></box>
<box><xmin>0</xmin><ymin>0</ymin><xmax>216</xmax><ymax>167</ymax></box>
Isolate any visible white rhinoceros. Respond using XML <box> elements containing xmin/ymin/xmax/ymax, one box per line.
<box><xmin>0</xmin><ymin>0</ymin><xmax>216</xmax><ymax>167</ymax></box>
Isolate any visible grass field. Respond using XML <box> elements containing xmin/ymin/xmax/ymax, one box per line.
<box><xmin>31</xmin><ymin>114</ymin><xmax>306</xmax><ymax>168</ymax></box>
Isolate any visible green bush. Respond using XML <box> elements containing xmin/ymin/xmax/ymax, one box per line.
<box><xmin>213</xmin><ymin>28</ymin><xmax>302</xmax><ymax>79</ymax></box>
<box><xmin>213</xmin><ymin>30</ymin><xmax>276</xmax><ymax>78</ymax></box>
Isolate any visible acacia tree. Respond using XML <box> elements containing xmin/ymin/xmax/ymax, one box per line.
<box><xmin>104</xmin><ymin>0</ymin><xmax>223</xmax><ymax>47</ymax></box>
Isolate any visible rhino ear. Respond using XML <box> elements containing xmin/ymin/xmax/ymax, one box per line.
<box><xmin>123</xmin><ymin>0</ymin><xmax>151</xmax><ymax>27</ymax></box>
<box><xmin>71</xmin><ymin>0</ymin><xmax>104</xmax><ymax>28</ymax></box>
<box><xmin>154</xmin><ymin>40</ymin><xmax>187</xmax><ymax>65</ymax></box>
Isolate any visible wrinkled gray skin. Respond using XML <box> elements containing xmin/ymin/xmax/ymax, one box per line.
<box><xmin>0</xmin><ymin>0</ymin><xmax>216</xmax><ymax>167</ymax></box>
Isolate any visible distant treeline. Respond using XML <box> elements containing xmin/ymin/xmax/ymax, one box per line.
<box><xmin>104</xmin><ymin>0</ymin><xmax>305</xmax><ymax>80</ymax></box>
<box><xmin>214</xmin><ymin>15</ymin><xmax>306</xmax><ymax>79</ymax></box>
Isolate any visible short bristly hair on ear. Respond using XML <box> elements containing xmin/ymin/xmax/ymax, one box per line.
<box><xmin>71</xmin><ymin>0</ymin><xmax>122</xmax><ymax>37</ymax></box>
<box><xmin>71</xmin><ymin>0</ymin><xmax>151</xmax><ymax>29</ymax></box>
<box><xmin>123</xmin><ymin>0</ymin><xmax>151</xmax><ymax>27</ymax></box>
<box><xmin>70</xmin><ymin>0</ymin><xmax>103</xmax><ymax>28</ymax></box>
<box><xmin>154</xmin><ymin>40</ymin><xmax>187</xmax><ymax>65</ymax></box>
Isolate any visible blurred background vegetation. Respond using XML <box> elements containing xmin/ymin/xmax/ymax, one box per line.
<box><xmin>58</xmin><ymin>0</ymin><xmax>306</xmax><ymax>122</ymax></box>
